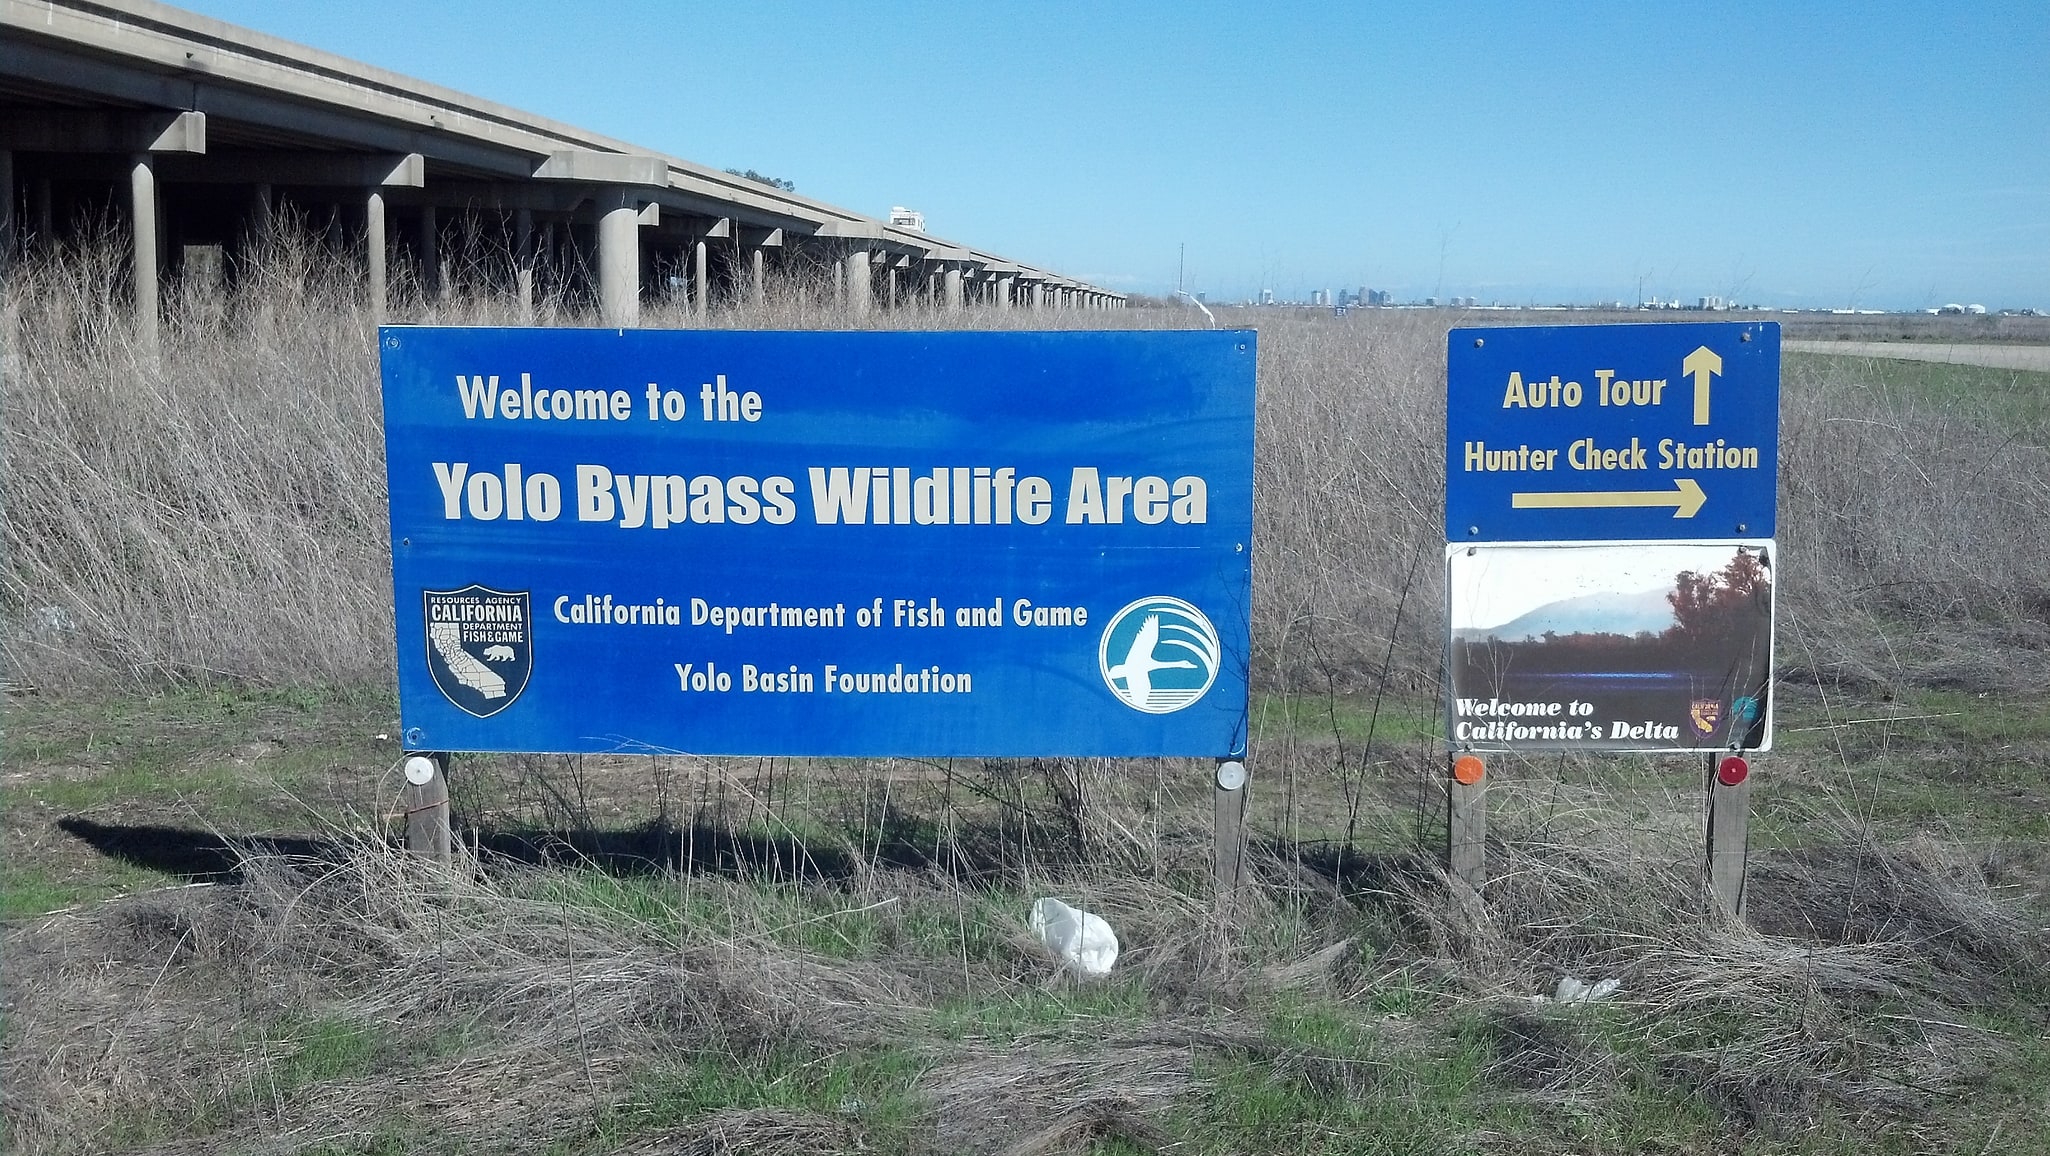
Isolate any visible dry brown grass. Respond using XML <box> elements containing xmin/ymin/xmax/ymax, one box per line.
<box><xmin>7</xmin><ymin>225</ymin><xmax>2048</xmax><ymax>697</ymax></box>
<box><xmin>4</xmin><ymin>799</ymin><xmax>2041</xmax><ymax>1152</ymax></box>
<box><xmin>6</xmin><ymin>224</ymin><xmax>2050</xmax><ymax>1153</ymax></box>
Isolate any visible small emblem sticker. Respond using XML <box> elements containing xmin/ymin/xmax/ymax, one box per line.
<box><xmin>1098</xmin><ymin>596</ymin><xmax>1221</xmax><ymax>714</ymax></box>
<box><xmin>1689</xmin><ymin>698</ymin><xmax>1724</xmax><ymax>737</ymax></box>
<box><xmin>423</xmin><ymin>585</ymin><xmax>532</xmax><ymax>717</ymax></box>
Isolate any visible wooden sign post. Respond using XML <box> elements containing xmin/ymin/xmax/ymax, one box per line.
<box><xmin>1705</xmin><ymin>754</ymin><xmax>1751</xmax><ymax>916</ymax></box>
<box><xmin>1448</xmin><ymin>754</ymin><xmax>1487</xmax><ymax>888</ymax></box>
<box><xmin>401</xmin><ymin>755</ymin><xmax>453</xmax><ymax>865</ymax></box>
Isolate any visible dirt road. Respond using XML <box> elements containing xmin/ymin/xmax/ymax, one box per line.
<box><xmin>1786</xmin><ymin>340</ymin><xmax>2050</xmax><ymax>372</ymax></box>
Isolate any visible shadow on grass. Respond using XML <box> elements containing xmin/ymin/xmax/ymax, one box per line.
<box><xmin>1267</xmin><ymin>838</ymin><xmax>1442</xmax><ymax>896</ymax></box>
<box><xmin>56</xmin><ymin>817</ymin><xmax>334</xmax><ymax>882</ymax></box>
<box><xmin>54</xmin><ymin>812</ymin><xmax>1093</xmax><ymax>889</ymax></box>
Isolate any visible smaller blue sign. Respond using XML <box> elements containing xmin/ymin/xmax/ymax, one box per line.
<box><xmin>1446</xmin><ymin>322</ymin><xmax>1779</xmax><ymax>542</ymax></box>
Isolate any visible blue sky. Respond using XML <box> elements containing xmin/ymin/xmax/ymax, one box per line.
<box><xmin>184</xmin><ymin>1</ymin><xmax>2047</xmax><ymax>310</ymax></box>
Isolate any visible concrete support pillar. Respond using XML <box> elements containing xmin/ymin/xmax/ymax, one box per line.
<box><xmin>250</xmin><ymin>182</ymin><xmax>273</xmax><ymax>241</ymax></box>
<box><xmin>845</xmin><ymin>249</ymin><xmax>872</xmax><ymax>316</ymax></box>
<box><xmin>750</xmin><ymin>246</ymin><xmax>766</xmax><ymax>309</ymax></box>
<box><xmin>419</xmin><ymin>204</ymin><xmax>440</xmax><ymax>299</ymax></box>
<box><xmin>0</xmin><ymin>150</ymin><xmax>14</xmax><ymax>262</ymax></box>
<box><xmin>925</xmin><ymin>270</ymin><xmax>937</xmax><ymax>308</ymax></box>
<box><xmin>997</xmin><ymin>275</ymin><xmax>1014</xmax><ymax>310</ymax></box>
<box><xmin>886</xmin><ymin>264</ymin><xmax>898</xmax><ymax>311</ymax></box>
<box><xmin>366</xmin><ymin>189</ymin><xmax>387</xmax><ymax>325</ymax></box>
<box><xmin>514</xmin><ymin>207</ymin><xmax>534</xmax><ymax>321</ymax></box>
<box><xmin>692</xmin><ymin>238</ymin><xmax>709</xmax><ymax>320</ymax></box>
<box><xmin>129</xmin><ymin>154</ymin><xmax>158</xmax><ymax>357</ymax></box>
<box><xmin>597</xmin><ymin>192</ymin><xmax>642</xmax><ymax>327</ymax></box>
<box><xmin>944</xmin><ymin>266</ymin><xmax>963</xmax><ymax>311</ymax></box>
<box><xmin>32</xmin><ymin>177</ymin><xmax>52</xmax><ymax>248</ymax></box>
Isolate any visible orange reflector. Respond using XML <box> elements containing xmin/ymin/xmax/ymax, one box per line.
<box><xmin>1717</xmin><ymin>756</ymin><xmax>1750</xmax><ymax>787</ymax></box>
<box><xmin>1452</xmin><ymin>755</ymin><xmax>1485</xmax><ymax>785</ymax></box>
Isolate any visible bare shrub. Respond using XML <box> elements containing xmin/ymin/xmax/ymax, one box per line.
<box><xmin>3</xmin><ymin>225</ymin><xmax>389</xmax><ymax>688</ymax></box>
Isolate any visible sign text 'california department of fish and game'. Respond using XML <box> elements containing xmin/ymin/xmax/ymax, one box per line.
<box><xmin>1446</xmin><ymin>321</ymin><xmax>1779</xmax><ymax>542</ymax></box>
<box><xmin>381</xmin><ymin>328</ymin><xmax>1256</xmax><ymax>757</ymax></box>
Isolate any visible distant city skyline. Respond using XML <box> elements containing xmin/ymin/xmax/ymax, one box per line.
<box><xmin>179</xmin><ymin>1</ymin><xmax>2049</xmax><ymax>311</ymax></box>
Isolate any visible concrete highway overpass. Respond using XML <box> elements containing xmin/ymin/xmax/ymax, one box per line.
<box><xmin>0</xmin><ymin>0</ymin><xmax>1123</xmax><ymax>346</ymax></box>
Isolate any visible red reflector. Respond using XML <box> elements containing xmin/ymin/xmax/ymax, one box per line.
<box><xmin>1452</xmin><ymin>755</ymin><xmax>1485</xmax><ymax>785</ymax></box>
<box><xmin>1717</xmin><ymin>756</ymin><xmax>1750</xmax><ymax>786</ymax></box>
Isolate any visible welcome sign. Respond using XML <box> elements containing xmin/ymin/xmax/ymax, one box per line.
<box><xmin>380</xmin><ymin>328</ymin><xmax>1256</xmax><ymax>757</ymax></box>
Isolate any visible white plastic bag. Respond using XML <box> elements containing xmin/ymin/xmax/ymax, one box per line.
<box><xmin>1028</xmin><ymin>898</ymin><xmax>1120</xmax><ymax>977</ymax></box>
<box><xmin>1552</xmin><ymin>975</ymin><xmax>1621</xmax><ymax>1004</ymax></box>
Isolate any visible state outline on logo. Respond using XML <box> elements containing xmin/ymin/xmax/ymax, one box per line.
<box><xmin>1097</xmin><ymin>595</ymin><xmax>1221</xmax><ymax>715</ymax></box>
<box><xmin>422</xmin><ymin>584</ymin><xmax>534</xmax><ymax>718</ymax></box>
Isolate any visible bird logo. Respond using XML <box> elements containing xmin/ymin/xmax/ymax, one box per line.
<box><xmin>1098</xmin><ymin>596</ymin><xmax>1220</xmax><ymax>713</ymax></box>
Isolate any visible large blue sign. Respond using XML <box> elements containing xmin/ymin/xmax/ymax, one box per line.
<box><xmin>380</xmin><ymin>328</ymin><xmax>1256</xmax><ymax>757</ymax></box>
<box><xmin>1446</xmin><ymin>322</ymin><xmax>1779</xmax><ymax>542</ymax></box>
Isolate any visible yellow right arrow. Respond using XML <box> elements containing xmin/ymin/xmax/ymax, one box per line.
<box><xmin>1513</xmin><ymin>477</ymin><xmax>1707</xmax><ymax>518</ymax></box>
<box><xmin>1682</xmin><ymin>345</ymin><xmax>1722</xmax><ymax>426</ymax></box>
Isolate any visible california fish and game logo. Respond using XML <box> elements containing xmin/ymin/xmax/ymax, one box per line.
<box><xmin>1098</xmin><ymin>596</ymin><xmax>1221</xmax><ymax>714</ymax></box>
<box><xmin>423</xmin><ymin>585</ymin><xmax>532</xmax><ymax>717</ymax></box>
<box><xmin>1689</xmin><ymin>698</ymin><xmax>1723</xmax><ymax>738</ymax></box>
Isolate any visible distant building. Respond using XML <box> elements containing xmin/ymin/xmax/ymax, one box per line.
<box><xmin>888</xmin><ymin>206</ymin><xmax>925</xmax><ymax>232</ymax></box>
<box><xmin>1260</xmin><ymin>289</ymin><xmax>1275</xmax><ymax>305</ymax></box>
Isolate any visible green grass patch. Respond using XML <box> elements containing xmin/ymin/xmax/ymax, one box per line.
<box><xmin>1775</xmin><ymin>688</ymin><xmax>2050</xmax><ymax>755</ymax></box>
<box><xmin>267</xmin><ymin>1014</ymin><xmax>390</xmax><ymax>1092</ymax></box>
<box><xmin>1170</xmin><ymin>1008</ymin><xmax>1503</xmax><ymax>1155</ymax></box>
<box><xmin>1787</xmin><ymin>352</ymin><xmax>2050</xmax><ymax>429</ymax></box>
<box><xmin>527</xmin><ymin>868</ymin><xmax>1032</xmax><ymax>965</ymax></box>
<box><xmin>932</xmin><ymin>975</ymin><xmax>1154</xmax><ymax>1042</ymax></box>
<box><xmin>1253</xmin><ymin>689</ymin><xmax>1443</xmax><ymax>749</ymax></box>
<box><xmin>604</xmin><ymin>1042</ymin><xmax>926</xmax><ymax>1150</ymax></box>
<box><xmin>0</xmin><ymin>861</ymin><xmax>168</xmax><ymax>919</ymax></box>
<box><xmin>3</xmin><ymin>683</ymin><xmax>391</xmax><ymax>813</ymax></box>
<box><xmin>9</xmin><ymin>758</ymin><xmax>288</xmax><ymax>814</ymax></box>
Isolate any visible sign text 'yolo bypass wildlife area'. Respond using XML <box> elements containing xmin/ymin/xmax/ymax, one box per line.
<box><xmin>380</xmin><ymin>328</ymin><xmax>1256</xmax><ymax>758</ymax></box>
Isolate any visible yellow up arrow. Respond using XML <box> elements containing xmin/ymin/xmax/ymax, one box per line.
<box><xmin>1513</xmin><ymin>477</ymin><xmax>1707</xmax><ymax>518</ymax></box>
<box><xmin>1682</xmin><ymin>345</ymin><xmax>1722</xmax><ymax>426</ymax></box>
